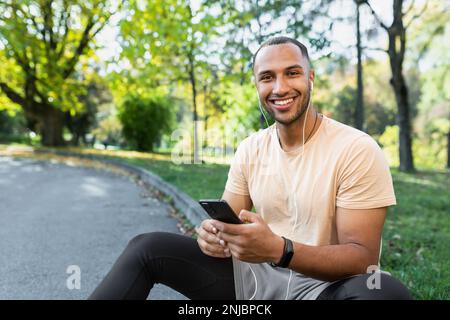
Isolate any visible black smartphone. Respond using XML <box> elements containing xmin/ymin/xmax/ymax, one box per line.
<box><xmin>199</xmin><ymin>199</ymin><xmax>243</xmax><ymax>224</ymax></box>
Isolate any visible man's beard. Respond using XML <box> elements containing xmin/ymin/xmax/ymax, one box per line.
<box><xmin>263</xmin><ymin>86</ymin><xmax>311</xmax><ymax>126</ymax></box>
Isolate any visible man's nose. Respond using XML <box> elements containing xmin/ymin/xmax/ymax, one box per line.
<box><xmin>272</xmin><ymin>77</ymin><xmax>289</xmax><ymax>96</ymax></box>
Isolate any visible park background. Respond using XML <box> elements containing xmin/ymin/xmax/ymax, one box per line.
<box><xmin>0</xmin><ymin>0</ymin><xmax>448</xmax><ymax>299</ymax></box>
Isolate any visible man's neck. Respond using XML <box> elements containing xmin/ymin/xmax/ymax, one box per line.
<box><xmin>276</xmin><ymin>107</ymin><xmax>321</xmax><ymax>152</ymax></box>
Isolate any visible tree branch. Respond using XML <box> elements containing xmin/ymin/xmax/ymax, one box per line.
<box><xmin>362</xmin><ymin>0</ymin><xmax>389</xmax><ymax>30</ymax></box>
<box><xmin>403</xmin><ymin>0</ymin><xmax>416</xmax><ymax>18</ymax></box>
<box><xmin>43</xmin><ymin>0</ymin><xmax>56</xmax><ymax>50</ymax></box>
<box><xmin>56</xmin><ymin>4</ymin><xmax>71</xmax><ymax>61</ymax></box>
<box><xmin>417</xmin><ymin>24</ymin><xmax>445</xmax><ymax>61</ymax></box>
<box><xmin>0</xmin><ymin>82</ymin><xmax>26</xmax><ymax>107</ymax></box>
<box><xmin>361</xmin><ymin>46</ymin><xmax>388</xmax><ymax>53</ymax></box>
<box><xmin>405</xmin><ymin>1</ymin><xmax>429</xmax><ymax>29</ymax></box>
<box><xmin>61</xmin><ymin>2</ymin><xmax>124</xmax><ymax>79</ymax></box>
<box><xmin>62</xmin><ymin>16</ymin><xmax>95</xmax><ymax>79</ymax></box>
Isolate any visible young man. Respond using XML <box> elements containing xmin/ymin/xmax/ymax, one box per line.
<box><xmin>89</xmin><ymin>36</ymin><xmax>412</xmax><ymax>300</ymax></box>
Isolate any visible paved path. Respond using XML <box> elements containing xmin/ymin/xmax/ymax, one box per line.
<box><xmin>0</xmin><ymin>156</ymin><xmax>187</xmax><ymax>299</ymax></box>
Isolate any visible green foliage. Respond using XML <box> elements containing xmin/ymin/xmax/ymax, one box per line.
<box><xmin>219</xmin><ymin>82</ymin><xmax>262</xmax><ymax>133</ymax></box>
<box><xmin>118</xmin><ymin>95</ymin><xmax>175</xmax><ymax>152</ymax></box>
<box><xmin>0</xmin><ymin>1</ymin><xmax>121</xmax><ymax>145</ymax></box>
<box><xmin>0</xmin><ymin>108</ymin><xmax>28</xmax><ymax>140</ymax></box>
<box><xmin>380</xmin><ymin>125</ymin><xmax>448</xmax><ymax>170</ymax></box>
<box><xmin>379</xmin><ymin>125</ymin><xmax>400</xmax><ymax>168</ymax></box>
<box><xmin>91</xmin><ymin>100</ymin><xmax>123</xmax><ymax>148</ymax></box>
<box><xmin>0</xmin><ymin>1</ymin><xmax>118</xmax><ymax>111</ymax></box>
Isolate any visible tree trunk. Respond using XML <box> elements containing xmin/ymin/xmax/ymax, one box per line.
<box><xmin>203</xmin><ymin>114</ymin><xmax>209</xmax><ymax>150</ymax></box>
<box><xmin>390</xmin><ymin>74</ymin><xmax>414</xmax><ymax>171</ymax></box>
<box><xmin>363</xmin><ymin>0</ymin><xmax>415</xmax><ymax>172</ymax></box>
<box><xmin>203</xmin><ymin>85</ymin><xmax>208</xmax><ymax>150</ymax></box>
<box><xmin>447</xmin><ymin>129</ymin><xmax>450</xmax><ymax>169</ymax></box>
<box><xmin>355</xmin><ymin>1</ymin><xmax>364</xmax><ymax>131</ymax></box>
<box><xmin>188</xmin><ymin>51</ymin><xmax>200</xmax><ymax>164</ymax></box>
<box><xmin>387</xmin><ymin>0</ymin><xmax>415</xmax><ymax>172</ymax></box>
<box><xmin>40</xmin><ymin>106</ymin><xmax>65</xmax><ymax>146</ymax></box>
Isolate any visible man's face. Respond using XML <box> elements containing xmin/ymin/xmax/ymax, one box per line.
<box><xmin>254</xmin><ymin>43</ymin><xmax>313</xmax><ymax>126</ymax></box>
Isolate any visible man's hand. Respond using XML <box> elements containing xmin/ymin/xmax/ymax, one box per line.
<box><xmin>196</xmin><ymin>219</ymin><xmax>231</xmax><ymax>258</ymax></box>
<box><xmin>211</xmin><ymin>210</ymin><xmax>284</xmax><ymax>264</ymax></box>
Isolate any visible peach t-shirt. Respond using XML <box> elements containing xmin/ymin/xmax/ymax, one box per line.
<box><xmin>225</xmin><ymin>115</ymin><xmax>396</xmax><ymax>246</ymax></box>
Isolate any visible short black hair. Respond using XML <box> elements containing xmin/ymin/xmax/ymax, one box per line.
<box><xmin>252</xmin><ymin>36</ymin><xmax>311</xmax><ymax>70</ymax></box>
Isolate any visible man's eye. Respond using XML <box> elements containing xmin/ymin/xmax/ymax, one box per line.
<box><xmin>260</xmin><ymin>75</ymin><xmax>272</xmax><ymax>81</ymax></box>
<box><xmin>288</xmin><ymin>71</ymin><xmax>300</xmax><ymax>76</ymax></box>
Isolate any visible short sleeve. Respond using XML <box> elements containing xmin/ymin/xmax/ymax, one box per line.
<box><xmin>336</xmin><ymin>135</ymin><xmax>397</xmax><ymax>209</ymax></box>
<box><xmin>225</xmin><ymin>140</ymin><xmax>250</xmax><ymax>196</ymax></box>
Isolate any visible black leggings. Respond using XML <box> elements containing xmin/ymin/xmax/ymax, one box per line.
<box><xmin>88</xmin><ymin>232</ymin><xmax>412</xmax><ymax>300</ymax></box>
<box><xmin>88</xmin><ymin>232</ymin><xmax>235</xmax><ymax>299</ymax></box>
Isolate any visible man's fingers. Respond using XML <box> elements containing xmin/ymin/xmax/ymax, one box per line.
<box><xmin>217</xmin><ymin>231</ymin><xmax>240</xmax><ymax>245</ymax></box>
<box><xmin>197</xmin><ymin>238</ymin><xmax>231</xmax><ymax>258</ymax></box>
<box><xmin>197</xmin><ymin>226</ymin><xmax>222</xmax><ymax>245</ymax></box>
<box><xmin>202</xmin><ymin>219</ymin><xmax>218</xmax><ymax>234</ymax></box>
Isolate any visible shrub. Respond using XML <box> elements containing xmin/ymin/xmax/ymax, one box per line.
<box><xmin>118</xmin><ymin>95</ymin><xmax>175</xmax><ymax>152</ymax></box>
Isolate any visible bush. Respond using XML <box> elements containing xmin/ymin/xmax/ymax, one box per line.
<box><xmin>118</xmin><ymin>95</ymin><xmax>175</xmax><ymax>152</ymax></box>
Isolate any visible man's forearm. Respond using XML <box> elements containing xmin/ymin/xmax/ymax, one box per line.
<box><xmin>285</xmin><ymin>241</ymin><xmax>375</xmax><ymax>282</ymax></box>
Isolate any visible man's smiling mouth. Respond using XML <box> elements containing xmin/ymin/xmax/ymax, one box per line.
<box><xmin>268</xmin><ymin>96</ymin><xmax>298</xmax><ymax>110</ymax></box>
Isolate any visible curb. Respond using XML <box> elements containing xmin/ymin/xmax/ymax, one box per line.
<box><xmin>34</xmin><ymin>149</ymin><xmax>208</xmax><ymax>227</ymax></box>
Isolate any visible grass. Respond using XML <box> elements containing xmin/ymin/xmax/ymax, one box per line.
<box><xmin>381</xmin><ymin>169</ymin><xmax>450</xmax><ymax>299</ymax></box>
<box><xmin>120</xmin><ymin>158</ymin><xmax>230</xmax><ymax>200</ymax></box>
<box><xmin>1</xmin><ymin>144</ymin><xmax>448</xmax><ymax>299</ymax></box>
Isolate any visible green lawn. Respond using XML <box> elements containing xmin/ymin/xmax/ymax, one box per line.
<box><xmin>380</xmin><ymin>169</ymin><xmax>449</xmax><ymax>299</ymax></box>
<box><xmin>120</xmin><ymin>157</ymin><xmax>230</xmax><ymax>200</ymax></box>
<box><xmin>1</xmin><ymin>144</ymin><xmax>448</xmax><ymax>299</ymax></box>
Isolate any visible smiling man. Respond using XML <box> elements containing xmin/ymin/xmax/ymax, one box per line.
<box><xmin>89</xmin><ymin>36</ymin><xmax>412</xmax><ymax>300</ymax></box>
<box><xmin>211</xmin><ymin>36</ymin><xmax>412</xmax><ymax>300</ymax></box>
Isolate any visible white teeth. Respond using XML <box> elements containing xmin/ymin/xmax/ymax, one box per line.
<box><xmin>274</xmin><ymin>98</ymin><xmax>293</xmax><ymax>105</ymax></box>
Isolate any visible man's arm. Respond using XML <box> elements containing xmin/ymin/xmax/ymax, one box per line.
<box><xmin>287</xmin><ymin>206</ymin><xmax>387</xmax><ymax>282</ymax></box>
<box><xmin>213</xmin><ymin>206</ymin><xmax>387</xmax><ymax>282</ymax></box>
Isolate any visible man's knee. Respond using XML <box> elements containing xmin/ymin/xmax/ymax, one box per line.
<box><xmin>344</xmin><ymin>273</ymin><xmax>413</xmax><ymax>300</ymax></box>
<box><xmin>126</xmin><ymin>231</ymin><xmax>169</xmax><ymax>256</ymax></box>
<box><xmin>128</xmin><ymin>232</ymin><xmax>162</xmax><ymax>247</ymax></box>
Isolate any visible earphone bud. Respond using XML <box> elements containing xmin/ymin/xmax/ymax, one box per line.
<box><xmin>258</xmin><ymin>95</ymin><xmax>270</xmax><ymax>129</ymax></box>
<box><xmin>310</xmin><ymin>80</ymin><xmax>314</xmax><ymax>91</ymax></box>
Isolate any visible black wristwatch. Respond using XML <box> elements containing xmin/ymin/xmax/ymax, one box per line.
<box><xmin>270</xmin><ymin>236</ymin><xmax>294</xmax><ymax>268</ymax></box>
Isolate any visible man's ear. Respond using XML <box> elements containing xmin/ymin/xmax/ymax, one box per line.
<box><xmin>309</xmin><ymin>69</ymin><xmax>315</xmax><ymax>84</ymax></box>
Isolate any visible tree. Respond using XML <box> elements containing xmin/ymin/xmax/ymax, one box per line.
<box><xmin>354</xmin><ymin>0</ymin><xmax>364</xmax><ymax>131</ymax></box>
<box><xmin>66</xmin><ymin>76</ymin><xmax>112</xmax><ymax>146</ymax></box>
<box><xmin>119</xmin><ymin>0</ymin><xmax>221</xmax><ymax>163</ymax></box>
<box><xmin>0</xmin><ymin>0</ymin><xmax>121</xmax><ymax>146</ymax></box>
<box><xmin>363</xmin><ymin>0</ymin><xmax>430</xmax><ymax>172</ymax></box>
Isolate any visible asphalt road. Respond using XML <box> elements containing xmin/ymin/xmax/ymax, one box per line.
<box><xmin>0</xmin><ymin>156</ymin><xmax>187</xmax><ymax>300</ymax></box>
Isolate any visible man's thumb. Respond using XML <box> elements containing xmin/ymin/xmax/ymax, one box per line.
<box><xmin>239</xmin><ymin>209</ymin><xmax>258</xmax><ymax>223</ymax></box>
